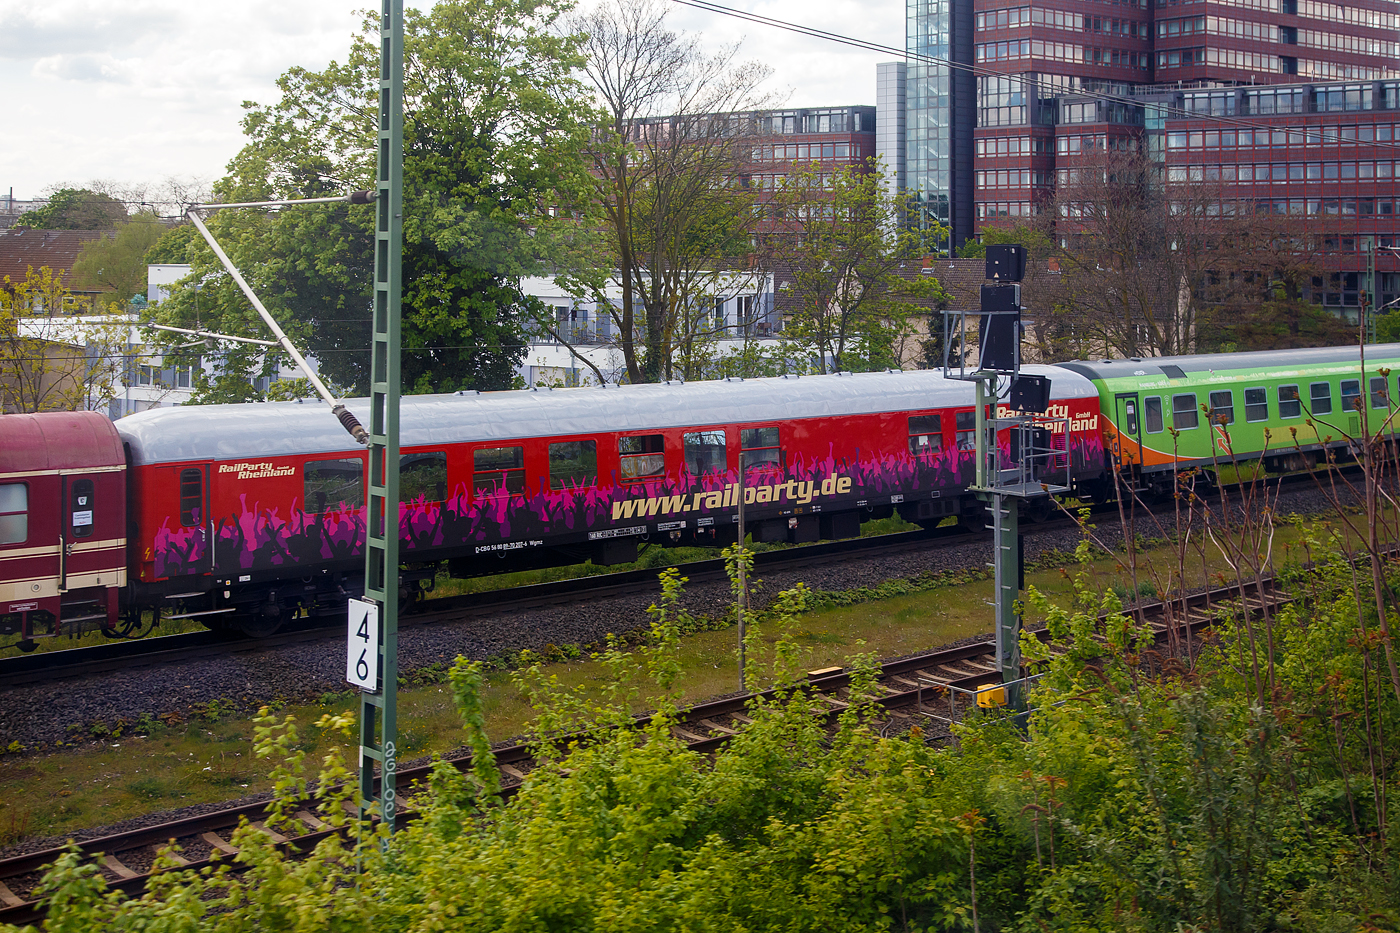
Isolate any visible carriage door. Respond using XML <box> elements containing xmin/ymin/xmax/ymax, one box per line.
<box><xmin>1113</xmin><ymin>394</ymin><xmax>1142</xmax><ymax>468</ymax></box>
<box><xmin>178</xmin><ymin>464</ymin><xmax>212</xmax><ymax>575</ymax></box>
<box><xmin>58</xmin><ymin>475</ymin><xmax>94</xmax><ymax>591</ymax></box>
<box><xmin>157</xmin><ymin>463</ymin><xmax>212</xmax><ymax>576</ymax></box>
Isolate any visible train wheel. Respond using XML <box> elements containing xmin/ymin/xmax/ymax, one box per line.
<box><xmin>1022</xmin><ymin>497</ymin><xmax>1054</xmax><ymax>524</ymax></box>
<box><xmin>236</xmin><ymin>597</ymin><xmax>285</xmax><ymax>639</ymax></box>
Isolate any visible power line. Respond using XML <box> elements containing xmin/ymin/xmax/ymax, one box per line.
<box><xmin>669</xmin><ymin>0</ymin><xmax>1400</xmax><ymax>156</ymax></box>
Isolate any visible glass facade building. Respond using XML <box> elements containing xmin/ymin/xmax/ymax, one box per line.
<box><xmin>906</xmin><ymin>0</ymin><xmax>976</xmax><ymax>248</ymax></box>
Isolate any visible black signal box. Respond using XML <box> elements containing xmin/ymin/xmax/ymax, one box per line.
<box><xmin>986</xmin><ymin>244</ymin><xmax>1026</xmax><ymax>282</ymax></box>
<box><xmin>1009</xmin><ymin>374</ymin><xmax>1052</xmax><ymax>413</ymax></box>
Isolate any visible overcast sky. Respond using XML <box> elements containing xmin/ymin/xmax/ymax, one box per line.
<box><xmin>0</xmin><ymin>0</ymin><xmax>902</xmax><ymax>204</ymax></box>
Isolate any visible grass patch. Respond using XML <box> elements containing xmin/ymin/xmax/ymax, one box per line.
<box><xmin>1</xmin><ymin>611</ymin><xmax>211</xmax><ymax>660</ymax></box>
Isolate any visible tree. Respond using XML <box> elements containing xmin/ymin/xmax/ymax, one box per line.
<box><xmin>759</xmin><ymin>162</ymin><xmax>945</xmax><ymax>373</ymax></box>
<box><xmin>1047</xmin><ymin>147</ymin><xmax>1211</xmax><ymax>358</ymax></box>
<box><xmin>1195</xmin><ymin>207</ymin><xmax>1351</xmax><ymax>351</ymax></box>
<box><xmin>563</xmin><ymin>0</ymin><xmax>773</xmax><ymax>384</ymax></box>
<box><xmin>69</xmin><ymin>213</ymin><xmax>168</xmax><ymax>303</ymax></box>
<box><xmin>150</xmin><ymin>0</ymin><xmax>595</xmax><ymax>398</ymax></box>
<box><xmin>1046</xmin><ymin>147</ymin><xmax>1353</xmax><ymax>358</ymax></box>
<box><xmin>0</xmin><ymin>267</ymin><xmax>125</xmax><ymax>413</ymax></box>
<box><xmin>144</xmin><ymin>223</ymin><xmax>201</xmax><ymax>265</ymax></box>
<box><xmin>17</xmin><ymin>188</ymin><xmax>127</xmax><ymax>229</ymax></box>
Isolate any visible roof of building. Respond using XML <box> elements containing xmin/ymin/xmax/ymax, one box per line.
<box><xmin>0</xmin><ymin>228</ymin><xmax>112</xmax><ymax>288</ymax></box>
<box><xmin>114</xmin><ymin>365</ymin><xmax>1098</xmax><ymax>465</ymax></box>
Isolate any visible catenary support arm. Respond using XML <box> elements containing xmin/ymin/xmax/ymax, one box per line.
<box><xmin>185</xmin><ymin>208</ymin><xmax>368</xmax><ymax>445</ymax></box>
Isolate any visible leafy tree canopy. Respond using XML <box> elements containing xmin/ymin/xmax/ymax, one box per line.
<box><xmin>149</xmin><ymin>0</ymin><xmax>596</xmax><ymax>399</ymax></box>
<box><xmin>761</xmin><ymin>163</ymin><xmax>947</xmax><ymax>373</ymax></box>
<box><xmin>18</xmin><ymin>188</ymin><xmax>128</xmax><ymax>230</ymax></box>
<box><xmin>143</xmin><ymin>224</ymin><xmax>200</xmax><ymax>265</ymax></box>
<box><xmin>68</xmin><ymin>213</ymin><xmax>167</xmax><ymax>303</ymax></box>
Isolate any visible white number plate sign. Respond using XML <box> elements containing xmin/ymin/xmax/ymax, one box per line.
<box><xmin>346</xmin><ymin>598</ymin><xmax>380</xmax><ymax>690</ymax></box>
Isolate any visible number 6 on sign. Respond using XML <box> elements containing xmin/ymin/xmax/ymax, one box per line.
<box><xmin>346</xmin><ymin>598</ymin><xmax>380</xmax><ymax>690</ymax></box>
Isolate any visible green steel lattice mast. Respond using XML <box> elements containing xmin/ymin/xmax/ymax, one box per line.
<box><xmin>358</xmin><ymin>0</ymin><xmax>404</xmax><ymax>833</ymax></box>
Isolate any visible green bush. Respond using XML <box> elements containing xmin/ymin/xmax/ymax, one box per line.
<box><xmin>13</xmin><ymin>553</ymin><xmax>1398</xmax><ymax>932</ymax></box>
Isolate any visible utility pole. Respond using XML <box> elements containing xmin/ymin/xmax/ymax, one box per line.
<box><xmin>358</xmin><ymin>0</ymin><xmax>404</xmax><ymax>835</ymax></box>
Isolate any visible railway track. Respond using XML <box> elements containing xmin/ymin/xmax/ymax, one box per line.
<box><xmin>0</xmin><ymin>576</ymin><xmax>1284</xmax><ymax>926</ymax></box>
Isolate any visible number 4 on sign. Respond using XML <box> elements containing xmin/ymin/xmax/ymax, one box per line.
<box><xmin>346</xmin><ymin>598</ymin><xmax>380</xmax><ymax>690</ymax></box>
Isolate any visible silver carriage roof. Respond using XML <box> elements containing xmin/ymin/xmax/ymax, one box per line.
<box><xmin>114</xmin><ymin>365</ymin><xmax>1098</xmax><ymax>466</ymax></box>
<box><xmin>1055</xmin><ymin>343</ymin><xmax>1400</xmax><ymax>382</ymax></box>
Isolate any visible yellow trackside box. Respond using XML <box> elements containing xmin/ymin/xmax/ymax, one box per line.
<box><xmin>976</xmin><ymin>683</ymin><xmax>1007</xmax><ymax>708</ymax></box>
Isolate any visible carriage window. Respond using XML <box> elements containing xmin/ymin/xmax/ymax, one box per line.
<box><xmin>1122</xmin><ymin>399</ymin><xmax>1138</xmax><ymax>435</ymax></box>
<box><xmin>1341</xmin><ymin>379</ymin><xmax>1362</xmax><ymax>412</ymax></box>
<box><xmin>1245</xmin><ymin>387</ymin><xmax>1268</xmax><ymax>422</ymax></box>
<box><xmin>305</xmin><ymin>459</ymin><xmax>364</xmax><ymax>513</ymax></box>
<box><xmin>1310</xmin><ymin>382</ymin><xmax>1332</xmax><ymax>415</ymax></box>
<box><xmin>683</xmin><ymin>431</ymin><xmax>726</xmax><ymax>476</ymax></box>
<box><xmin>1208</xmin><ymin>390</ymin><xmax>1234</xmax><ymax>425</ymax></box>
<box><xmin>1172</xmin><ymin>394</ymin><xmax>1199</xmax><ymax>430</ymax></box>
<box><xmin>0</xmin><ymin>483</ymin><xmax>27</xmax><ymax>545</ymax></box>
<box><xmin>620</xmin><ymin>435</ymin><xmax>665</xmax><ymax>482</ymax></box>
<box><xmin>1372</xmin><ymin>376</ymin><xmax>1390</xmax><ymax>409</ymax></box>
<box><xmin>549</xmin><ymin>440</ymin><xmax>598</xmax><ymax>489</ymax></box>
<box><xmin>179</xmin><ymin>469</ymin><xmax>203</xmax><ymax>526</ymax></box>
<box><xmin>740</xmin><ymin>426</ymin><xmax>783</xmax><ymax>476</ymax></box>
<box><xmin>1278</xmin><ymin>385</ymin><xmax>1301</xmax><ymax>419</ymax></box>
<box><xmin>908</xmin><ymin>415</ymin><xmax>943</xmax><ymax>454</ymax></box>
<box><xmin>1144</xmin><ymin>397</ymin><xmax>1164</xmax><ymax>433</ymax></box>
<box><xmin>401</xmin><ymin>452</ymin><xmax>448</xmax><ymax>503</ymax></box>
<box><xmin>473</xmin><ymin>447</ymin><xmax>525</xmax><ymax>495</ymax></box>
<box><xmin>955</xmin><ymin>411</ymin><xmax>977</xmax><ymax>450</ymax></box>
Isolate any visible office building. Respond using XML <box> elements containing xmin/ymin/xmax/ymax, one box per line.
<box><xmin>895</xmin><ymin>0</ymin><xmax>1400</xmax><ymax>296</ymax></box>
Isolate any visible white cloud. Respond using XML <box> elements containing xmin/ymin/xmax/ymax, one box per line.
<box><xmin>0</xmin><ymin>0</ymin><xmax>902</xmax><ymax>200</ymax></box>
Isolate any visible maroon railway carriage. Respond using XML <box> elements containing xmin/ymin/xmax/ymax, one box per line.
<box><xmin>0</xmin><ymin>412</ymin><xmax>125</xmax><ymax>647</ymax></box>
<box><xmin>2</xmin><ymin>368</ymin><xmax>1105</xmax><ymax>642</ymax></box>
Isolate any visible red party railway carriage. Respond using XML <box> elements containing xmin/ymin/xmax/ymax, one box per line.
<box><xmin>3</xmin><ymin>366</ymin><xmax>1105</xmax><ymax>644</ymax></box>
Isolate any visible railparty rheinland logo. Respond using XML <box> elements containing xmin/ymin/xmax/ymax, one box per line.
<box><xmin>611</xmin><ymin>474</ymin><xmax>853</xmax><ymax>521</ymax></box>
<box><xmin>219</xmin><ymin>461</ymin><xmax>296</xmax><ymax>480</ymax></box>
